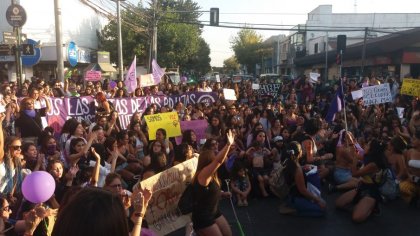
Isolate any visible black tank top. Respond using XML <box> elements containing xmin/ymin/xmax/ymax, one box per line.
<box><xmin>192</xmin><ymin>178</ymin><xmax>220</xmax><ymax>220</ymax></box>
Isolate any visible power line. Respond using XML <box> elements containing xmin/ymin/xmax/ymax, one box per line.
<box><xmin>160</xmin><ymin>16</ymin><xmax>420</xmax><ymax>33</ymax></box>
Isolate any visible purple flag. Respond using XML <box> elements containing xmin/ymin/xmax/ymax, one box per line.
<box><xmin>152</xmin><ymin>59</ymin><xmax>164</xmax><ymax>84</ymax></box>
<box><xmin>325</xmin><ymin>89</ymin><xmax>343</xmax><ymax>122</ymax></box>
<box><xmin>125</xmin><ymin>56</ymin><xmax>137</xmax><ymax>93</ymax></box>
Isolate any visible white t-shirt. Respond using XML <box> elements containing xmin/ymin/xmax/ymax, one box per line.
<box><xmin>0</xmin><ymin>162</ymin><xmax>14</xmax><ymax>193</ymax></box>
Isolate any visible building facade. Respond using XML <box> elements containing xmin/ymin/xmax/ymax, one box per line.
<box><xmin>268</xmin><ymin>5</ymin><xmax>420</xmax><ymax>80</ymax></box>
<box><xmin>0</xmin><ymin>0</ymin><xmax>111</xmax><ymax>82</ymax></box>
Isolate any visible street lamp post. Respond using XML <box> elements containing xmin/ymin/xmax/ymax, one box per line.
<box><xmin>54</xmin><ymin>0</ymin><xmax>64</xmax><ymax>83</ymax></box>
<box><xmin>150</xmin><ymin>0</ymin><xmax>158</xmax><ymax>72</ymax></box>
<box><xmin>116</xmin><ymin>0</ymin><xmax>125</xmax><ymax>81</ymax></box>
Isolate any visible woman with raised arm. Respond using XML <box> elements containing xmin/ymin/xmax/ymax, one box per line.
<box><xmin>192</xmin><ymin>130</ymin><xmax>235</xmax><ymax>236</ymax></box>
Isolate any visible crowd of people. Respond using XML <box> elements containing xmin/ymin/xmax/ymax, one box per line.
<box><xmin>0</xmin><ymin>73</ymin><xmax>419</xmax><ymax>235</ymax></box>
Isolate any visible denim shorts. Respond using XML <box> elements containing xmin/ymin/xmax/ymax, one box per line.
<box><xmin>334</xmin><ymin>167</ymin><xmax>352</xmax><ymax>184</ymax></box>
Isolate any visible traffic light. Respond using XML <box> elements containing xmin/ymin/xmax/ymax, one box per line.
<box><xmin>210</xmin><ymin>8</ymin><xmax>219</xmax><ymax>26</ymax></box>
<box><xmin>336</xmin><ymin>53</ymin><xmax>341</xmax><ymax>65</ymax></box>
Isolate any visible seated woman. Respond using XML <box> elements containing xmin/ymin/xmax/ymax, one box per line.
<box><xmin>245</xmin><ymin>130</ymin><xmax>272</xmax><ymax>197</ymax></box>
<box><xmin>0</xmin><ymin>195</ymin><xmax>51</xmax><ymax>236</ymax></box>
<box><xmin>103</xmin><ymin>173</ymin><xmax>132</xmax><ymax>215</ymax></box>
<box><xmin>173</xmin><ymin>143</ymin><xmax>194</xmax><ymax>166</ymax></box>
<box><xmin>280</xmin><ymin>141</ymin><xmax>326</xmax><ymax>217</ymax></box>
<box><xmin>230</xmin><ymin>162</ymin><xmax>251</xmax><ymax>207</ymax></box>
<box><xmin>335</xmin><ymin>139</ymin><xmax>389</xmax><ymax>223</ymax></box>
<box><xmin>155</xmin><ymin>128</ymin><xmax>174</xmax><ymax>166</ymax></box>
<box><xmin>400</xmin><ymin>130</ymin><xmax>420</xmax><ymax>205</ymax></box>
<box><xmin>103</xmin><ymin>137</ymin><xmax>137</xmax><ymax>188</ymax></box>
<box><xmin>386</xmin><ymin>135</ymin><xmax>408</xmax><ymax>180</ymax></box>
<box><xmin>143</xmin><ymin>140</ymin><xmax>165</xmax><ymax>168</ymax></box>
<box><xmin>22</xmin><ymin>142</ymin><xmax>45</xmax><ymax>171</ymax></box>
<box><xmin>47</xmin><ymin>160</ymin><xmax>79</xmax><ymax>203</ymax></box>
<box><xmin>39</xmin><ymin>135</ymin><xmax>64</xmax><ymax>164</ymax></box>
<box><xmin>329</xmin><ymin>130</ymin><xmax>364</xmax><ymax>192</ymax></box>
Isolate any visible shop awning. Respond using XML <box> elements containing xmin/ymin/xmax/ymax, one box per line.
<box><xmin>98</xmin><ymin>63</ymin><xmax>117</xmax><ymax>72</ymax></box>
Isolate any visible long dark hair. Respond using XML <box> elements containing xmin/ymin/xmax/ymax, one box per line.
<box><xmin>364</xmin><ymin>139</ymin><xmax>389</xmax><ymax>169</ymax></box>
<box><xmin>52</xmin><ymin>187</ymin><xmax>129</xmax><ymax>236</ymax></box>
<box><xmin>282</xmin><ymin>141</ymin><xmax>302</xmax><ymax>185</ymax></box>
<box><xmin>182</xmin><ymin>130</ymin><xmax>198</xmax><ymax>149</ymax></box>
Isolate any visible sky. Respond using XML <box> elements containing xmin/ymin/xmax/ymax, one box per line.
<box><xmin>191</xmin><ymin>0</ymin><xmax>420</xmax><ymax>67</ymax></box>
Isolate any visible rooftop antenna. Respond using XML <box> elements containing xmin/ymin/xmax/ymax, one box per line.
<box><xmin>354</xmin><ymin>0</ymin><xmax>358</xmax><ymax>13</ymax></box>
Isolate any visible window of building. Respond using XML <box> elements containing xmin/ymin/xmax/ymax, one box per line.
<box><xmin>314</xmin><ymin>43</ymin><xmax>319</xmax><ymax>53</ymax></box>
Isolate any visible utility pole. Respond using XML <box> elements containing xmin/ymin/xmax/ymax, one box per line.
<box><xmin>54</xmin><ymin>0</ymin><xmax>64</xmax><ymax>83</ymax></box>
<box><xmin>360</xmin><ymin>27</ymin><xmax>368</xmax><ymax>81</ymax></box>
<box><xmin>324</xmin><ymin>31</ymin><xmax>328</xmax><ymax>82</ymax></box>
<box><xmin>116</xmin><ymin>0</ymin><xmax>124</xmax><ymax>81</ymax></box>
<box><xmin>339</xmin><ymin>49</ymin><xmax>348</xmax><ymax>132</ymax></box>
<box><xmin>152</xmin><ymin>0</ymin><xmax>158</xmax><ymax>62</ymax></box>
<box><xmin>10</xmin><ymin>0</ymin><xmax>23</xmax><ymax>86</ymax></box>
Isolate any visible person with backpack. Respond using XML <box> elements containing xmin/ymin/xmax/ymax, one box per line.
<box><xmin>278</xmin><ymin>141</ymin><xmax>326</xmax><ymax>217</ymax></box>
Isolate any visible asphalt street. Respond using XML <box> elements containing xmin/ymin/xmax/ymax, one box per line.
<box><xmin>168</xmin><ymin>191</ymin><xmax>419</xmax><ymax>236</ymax></box>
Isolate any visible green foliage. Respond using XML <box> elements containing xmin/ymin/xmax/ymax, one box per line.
<box><xmin>230</xmin><ymin>28</ymin><xmax>264</xmax><ymax>75</ymax></box>
<box><xmin>97</xmin><ymin>3</ymin><xmax>149</xmax><ymax>66</ymax></box>
<box><xmin>97</xmin><ymin>0</ymin><xmax>211</xmax><ymax>75</ymax></box>
<box><xmin>223</xmin><ymin>56</ymin><xmax>240</xmax><ymax>75</ymax></box>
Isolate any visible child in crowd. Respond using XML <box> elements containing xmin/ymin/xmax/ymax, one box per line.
<box><xmin>230</xmin><ymin>162</ymin><xmax>251</xmax><ymax>207</ymax></box>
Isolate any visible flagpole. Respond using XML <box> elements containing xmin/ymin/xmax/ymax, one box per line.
<box><xmin>339</xmin><ymin>49</ymin><xmax>348</xmax><ymax>132</ymax></box>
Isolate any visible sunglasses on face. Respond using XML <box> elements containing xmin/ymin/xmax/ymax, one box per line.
<box><xmin>11</xmin><ymin>145</ymin><xmax>21</xmax><ymax>151</ymax></box>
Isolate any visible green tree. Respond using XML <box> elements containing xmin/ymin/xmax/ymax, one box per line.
<box><xmin>185</xmin><ymin>38</ymin><xmax>211</xmax><ymax>75</ymax></box>
<box><xmin>223</xmin><ymin>56</ymin><xmax>239</xmax><ymax>75</ymax></box>
<box><xmin>156</xmin><ymin>0</ymin><xmax>206</xmax><ymax>71</ymax></box>
<box><xmin>230</xmin><ymin>28</ymin><xmax>263</xmax><ymax>75</ymax></box>
<box><xmin>97</xmin><ymin>0</ymin><xmax>211</xmax><ymax>74</ymax></box>
<box><xmin>97</xmin><ymin>3</ymin><xmax>149</xmax><ymax>66</ymax></box>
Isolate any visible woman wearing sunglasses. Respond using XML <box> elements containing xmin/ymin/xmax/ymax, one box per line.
<box><xmin>0</xmin><ymin>113</ymin><xmax>27</xmax><ymax>206</ymax></box>
<box><xmin>0</xmin><ymin>195</ymin><xmax>49</xmax><ymax>236</ymax></box>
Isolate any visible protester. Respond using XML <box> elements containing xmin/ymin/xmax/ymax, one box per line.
<box><xmin>280</xmin><ymin>141</ymin><xmax>326</xmax><ymax>217</ymax></box>
<box><xmin>191</xmin><ymin>130</ymin><xmax>234</xmax><ymax>235</ymax></box>
<box><xmin>1</xmin><ymin>71</ymin><xmax>420</xmax><ymax>235</ymax></box>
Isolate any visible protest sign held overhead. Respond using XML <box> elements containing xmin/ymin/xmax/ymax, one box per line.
<box><xmin>362</xmin><ymin>83</ymin><xmax>392</xmax><ymax>106</ymax></box>
<box><xmin>400</xmin><ymin>78</ymin><xmax>420</xmax><ymax>97</ymax></box>
<box><xmin>136</xmin><ymin>157</ymin><xmax>198</xmax><ymax>235</ymax></box>
<box><xmin>144</xmin><ymin>111</ymin><xmax>182</xmax><ymax>140</ymax></box>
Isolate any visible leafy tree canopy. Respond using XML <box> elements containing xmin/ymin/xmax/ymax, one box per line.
<box><xmin>230</xmin><ymin>28</ymin><xmax>263</xmax><ymax>75</ymax></box>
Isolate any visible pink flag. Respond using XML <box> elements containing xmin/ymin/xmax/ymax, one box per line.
<box><xmin>152</xmin><ymin>59</ymin><xmax>164</xmax><ymax>84</ymax></box>
<box><xmin>125</xmin><ymin>56</ymin><xmax>137</xmax><ymax>93</ymax></box>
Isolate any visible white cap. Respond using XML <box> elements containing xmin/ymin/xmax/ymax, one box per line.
<box><xmin>272</xmin><ymin>136</ymin><xmax>284</xmax><ymax>142</ymax></box>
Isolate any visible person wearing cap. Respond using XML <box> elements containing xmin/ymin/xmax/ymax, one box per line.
<box><xmin>271</xmin><ymin>136</ymin><xmax>285</xmax><ymax>170</ymax></box>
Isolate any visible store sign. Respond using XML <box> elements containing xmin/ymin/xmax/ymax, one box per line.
<box><xmin>85</xmin><ymin>71</ymin><xmax>102</xmax><ymax>81</ymax></box>
<box><xmin>78</xmin><ymin>48</ymin><xmax>91</xmax><ymax>63</ymax></box>
<box><xmin>67</xmin><ymin>41</ymin><xmax>78</xmax><ymax>67</ymax></box>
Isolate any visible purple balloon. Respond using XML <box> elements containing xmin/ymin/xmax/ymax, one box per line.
<box><xmin>22</xmin><ymin>171</ymin><xmax>56</xmax><ymax>203</ymax></box>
